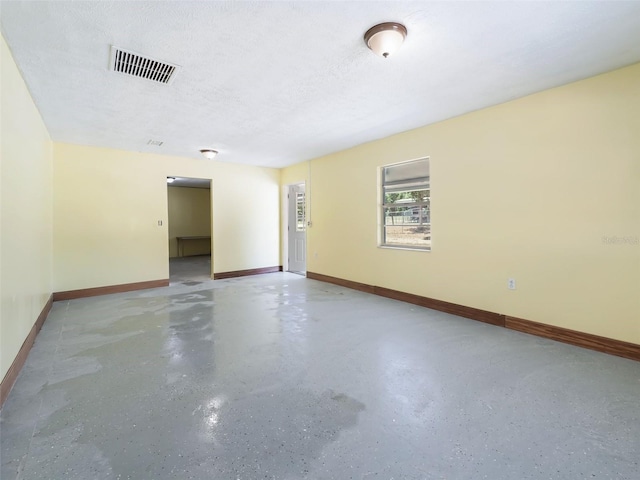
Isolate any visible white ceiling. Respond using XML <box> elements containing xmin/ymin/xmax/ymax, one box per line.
<box><xmin>2</xmin><ymin>1</ymin><xmax>640</xmax><ymax>168</ymax></box>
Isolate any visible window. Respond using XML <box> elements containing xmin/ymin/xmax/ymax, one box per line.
<box><xmin>381</xmin><ymin>158</ymin><xmax>430</xmax><ymax>250</ymax></box>
<box><xmin>296</xmin><ymin>191</ymin><xmax>306</xmax><ymax>232</ymax></box>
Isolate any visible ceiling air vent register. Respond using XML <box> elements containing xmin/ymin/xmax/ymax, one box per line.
<box><xmin>110</xmin><ymin>46</ymin><xmax>180</xmax><ymax>85</ymax></box>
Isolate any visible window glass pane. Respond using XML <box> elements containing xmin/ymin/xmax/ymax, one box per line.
<box><xmin>384</xmin><ymin>224</ymin><xmax>431</xmax><ymax>247</ymax></box>
<box><xmin>383</xmin><ymin>179</ymin><xmax>429</xmax><ymax>193</ymax></box>
<box><xmin>383</xmin><ymin>189</ymin><xmax>429</xmax><ymax>205</ymax></box>
<box><xmin>296</xmin><ymin>192</ymin><xmax>306</xmax><ymax>232</ymax></box>
<box><xmin>383</xmin><ymin>158</ymin><xmax>429</xmax><ymax>184</ymax></box>
<box><xmin>383</xmin><ymin>203</ymin><xmax>430</xmax><ymax>226</ymax></box>
<box><xmin>381</xmin><ymin>158</ymin><xmax>430</xmax><ymax>249</ymax></box>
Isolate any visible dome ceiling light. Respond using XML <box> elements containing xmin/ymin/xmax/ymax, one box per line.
<box><xmin>200</xmin><ymin>149</ymin><xmax>218</xmax><ymax>159</ymax></box>
<box><xmin>363</xmin><ymin>22</ymin><xmax>407</xmax><ymax>58</ymax></box>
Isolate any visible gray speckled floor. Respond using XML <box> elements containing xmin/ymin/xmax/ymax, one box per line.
<box><xmin>1</xmin><ymin>263</ymin><xmax>639</xmax><ymax>479</ymax></box>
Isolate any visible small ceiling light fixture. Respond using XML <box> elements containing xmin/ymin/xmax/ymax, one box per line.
<box><xmin>364</xmin><ymin>22</ymin><xmax>407</xmax><ymax>58</ymax></box>
<box><xmin>200</xmin><ymin>149</ymin><xmax>218</xmax><ymax>159</ymax></box>
<box><xmin>167</xmin><ymin>177</ymin><xmax>176</xmax><ymax>184</ymax></box>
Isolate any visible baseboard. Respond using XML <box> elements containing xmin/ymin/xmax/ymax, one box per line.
<box><xmin>307</xmin><ymin>271</ymin><xmax>639</xmax><ymax>361</ymax></box>
<box><xmin>214</xmin><ymin>265</ymin><xmax>283</xmax><ymax>280</ymax></box>
<box><xmin>306</xmin><ymin>271</ymin><xmax>375</xmax><ymax>294</ymax></box>
<box><xmin>1</xmin><ymin>294</ymin><xmax>53</xmax><ymax>408</ymax></box>
<box><xmin>307</xmin><ymin>272</ymin><xmax>504</xmax><ymax>326</ymax></box>
<box><xmin>505</xmin><ymin>316</ymin><xmax>640</xmax><ymax>362</ymax></box>
<box><xmin>53</xmin><ymin>279</ymin><xmax>169</xmax><ymax>301</ymax></box>
<box><xmin>374</xmin><ymin>285</ymin><xmax>505</xmax><ymax>326</ymax></box>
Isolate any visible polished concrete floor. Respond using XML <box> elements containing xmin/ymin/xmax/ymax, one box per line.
<box><xmin>2</xmin><ymin>260</ymin><xmax>639</xmax><ymax>479</ymax></box>
<box><xmin>169</xmin><ymin>255</ymin><xmax>212</xmax><ymax>284</ymax></box>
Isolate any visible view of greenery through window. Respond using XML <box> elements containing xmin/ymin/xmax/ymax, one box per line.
<box><xmin>382</xmin><ymin>159</ymin><xmax>430</xmax><ymax>249</ymax></box>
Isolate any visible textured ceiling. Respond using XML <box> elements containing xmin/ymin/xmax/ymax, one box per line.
<box><xmin>2</xmin><ymin>1</ymin><xmax>640</xmax><ymax>168</ymax></box>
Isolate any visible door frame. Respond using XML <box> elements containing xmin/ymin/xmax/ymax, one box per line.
<box><xmin>282</xmin><ymin>182</ymin><xmax>306</xmax><ymax>274</ymax></box>
<box><xmin>165</xmin><ymin>177</ymin><xmax>214</xmax><ymax>280</ymax></box>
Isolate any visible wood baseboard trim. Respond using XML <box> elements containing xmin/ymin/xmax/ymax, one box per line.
<box><xmin>374</xmin><ymin>285</ymin><xmax>505</xmax><ymax>326</ymax></box>
<box><xmin>306</xmin><ymin>271</ymin><xmax>375</xmax><ymax>294</ymax></box>
<box><xmin>307</xmin><ymin>271</ymin><xmax>639</xmax><ymax>361</ymax></box>
<box><xmin>1</xmin><ymin>294</ymin><xmax>53</xmax><ymax>407</ymax></box>
<box><xmin>505</xmin><ymin>316</ymin><xmax>640</xmax><ymax>362</ymax></box>
<box><xmin>53</xmin><ymin>279</ymin><xmax>169</xmax><ymax>301</ymax></box>
<box><xmin>214</xmin><ymin>266</ymin><xmax>283</xmax><ymax>280</ymax></box>
<box><xmin>307</xmin><ymin>272</ymin><xmax>503</xmax><ymax>326</ymax></box>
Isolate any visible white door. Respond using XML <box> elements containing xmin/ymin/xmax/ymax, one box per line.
<box><xmin>288</xmin><ymin>184</ymin><xmax>306</xmax><ymax>274</ymax></box>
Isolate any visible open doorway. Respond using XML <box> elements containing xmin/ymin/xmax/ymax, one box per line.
<box><xmin>286</xmin><ymin>183</ymin><xmax>306</xmax><ymax>275</ymax></box>
<box><xmin>167</xmin><ymin>176</ymin><xmax>213</xmax><ymax>284</ymax></box>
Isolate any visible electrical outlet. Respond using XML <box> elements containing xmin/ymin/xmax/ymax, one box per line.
<box><xmin>157</xmin><ymin>220</ymin><xmax>163</xmax><ymax>226</ymax></box>
<box><xmin>508</xmin><ymin>278</ymin><xmax>516</xmax><ymax>290</ymax></box>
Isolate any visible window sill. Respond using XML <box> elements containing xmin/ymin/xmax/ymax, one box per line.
<box><xmin>379</xmin><ymin>245</ymin><xmax>431</xmax><ymax>252</ymax></box>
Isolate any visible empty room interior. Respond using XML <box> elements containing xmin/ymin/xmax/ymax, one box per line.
<box><xmin>1</xmin><ymin>1</ymin><xmax>639</xmax><ymax>479</ymax></box>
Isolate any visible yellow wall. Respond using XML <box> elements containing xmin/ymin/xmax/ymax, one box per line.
<box><xmin>53</xmin><ymin>143</ymin><xmax>280</xmax><ymax>291</ymax></box>
<box><xmin>285</xmin><ymin>63</ymin><xmax>640</xmax><ymax>345</ymax></box>
<box><xmin>0</xmin><ymin>35</ymin><xmax>53</xmax><ymax>380</ymax></box>
<box><xmin>2</xmin><ymin>21</ymin><xmax>638</xmax><ymax>388</ymax></box>
<box><xmin>167</xmin><ymin>186</ymin><xmax>211</xmax><ymax>258</ymax></box>
<box><xmin>280</xmin><ymin>161</ymin><xmax>309</xmax><ymax>187</ymax></box>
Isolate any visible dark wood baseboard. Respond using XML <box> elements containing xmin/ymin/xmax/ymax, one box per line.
<box><xmin>307</xmin><ymin>272</ymin><xmax>504</xmax><ymax>327</ymax></box>
<box><xmin>505</xmin><ymin>316</ymin><xmax>640</xmax><ymax>362</ymax></box>
<box><xmin>306</xmin><ymin>271</ymin><xmax>375</xmax><ymax>294</ymax></box>
<box><xmin>214</xmin><ymin>266</ymin><xmax>283</xmax><ymax>280</ymax></box>
<box><xmin>307</xmin><ymin>271</ymin><xmax>639</xmax><ymax>361</ymax></box>
<box><xmin>53</xmin><ymin>279</ymin><xmax>169</xmax><ymax>301</ymax></box>
<box><xmin>374</xmin><ymin>286</ymin><xmax>505</xmax><ymax>326</ymax></box>
<box><xmin>1</xmin><ymin>294</ymin><xmax>53</xmax><ymax>407</ymax></box>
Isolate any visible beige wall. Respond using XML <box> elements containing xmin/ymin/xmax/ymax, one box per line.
<box><xmin>2</xmin><ymin>23</ymin><xmax>638</xmax><ymax>387</ymax></box>
<box><xmin>280</xmin><ymin>161</ymin><xmax>309</xmax><ymax>187</ymax></box>
<box><xmin>0</xmin><ymin>35</ymin><xmax>54</xmax><ymax>380</ymax></box>
<box><xmin>53</xmin><ymin>144</ymin><xmax>280</xmax><ymax>291</ymax></box>
<box><xmin>167</xmin><ymin>186</ymin><xmax>211</xmax><ymax>258</ymax></box>
<box><xmin>284</xmin><ymin>63</ymin><xmax>640</xmax><ymax>345</ymax></box>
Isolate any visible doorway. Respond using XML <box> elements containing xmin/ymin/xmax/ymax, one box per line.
<box><xmin>167</xmin><ymin>177</ymin><xmax>213</xmax><ymax>283</ymax></box>
<box><xmin>287</xmin><ymin>183</ymin><xmax>306</xmax><ymax>275</ymax></box>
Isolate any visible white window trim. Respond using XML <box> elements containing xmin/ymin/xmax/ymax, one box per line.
<box><xmin>379</xmin><ymin>157</ymin><xmax>431</xmax><ymax>251</ymax></box>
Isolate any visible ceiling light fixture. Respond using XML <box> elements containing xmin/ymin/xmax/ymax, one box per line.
<box><xmin>200</xmin><ymin>149</ymin><xmax>218</xmax><ymax>159</ymax></box>
<box><xmin>364</xmin><ymin>22</ymin><xmax>407</xmax><ymax>58</ymax></box>
<box><xmin>167</xmin><ymin>177</ymin><xmax>176</xmax><ymax>184</ymax></box>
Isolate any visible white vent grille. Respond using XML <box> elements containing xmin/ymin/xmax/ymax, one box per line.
<box><xmin>110</xmin><ymin>46</ymin><xmax>180</xmax><ymax>85</ymax></box>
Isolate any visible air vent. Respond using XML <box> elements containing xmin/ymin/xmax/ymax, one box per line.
<box><xmin>110</xmin><ymin>46</ymin><xmax>180</xmax><ymax>85</ymax></box>
<box><xmin>147</xmin><ymin>140</ymin><xmax>164</xmax><ymax>146</ymax></box>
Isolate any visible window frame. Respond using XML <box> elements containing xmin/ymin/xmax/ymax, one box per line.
<box><xmin>379</xmin><ymin>157</ymin><xmax>431</xmax><ymax>251</ymax></box>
